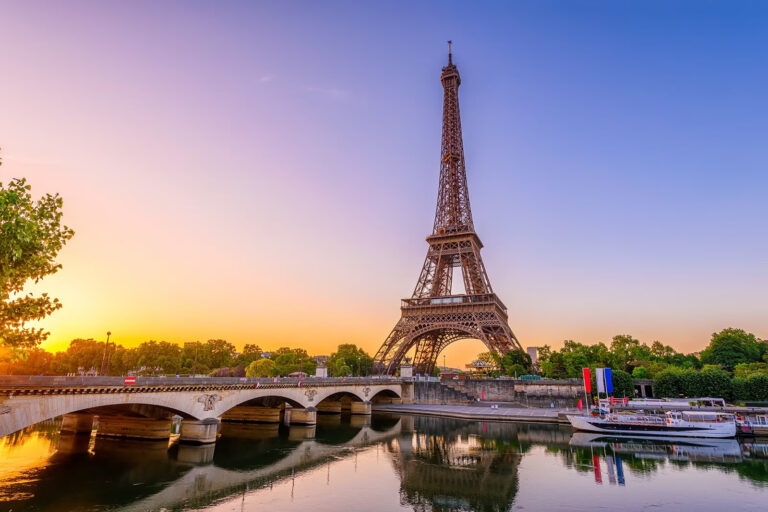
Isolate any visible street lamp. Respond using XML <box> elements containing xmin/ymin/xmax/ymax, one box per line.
<box><xmin>100</xmin><ymin>331</ymin><xmax>112</xmax><ymax>376</ymax></box>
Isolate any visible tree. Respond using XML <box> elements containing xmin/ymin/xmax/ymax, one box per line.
<box><xmin>246</xmin><ymin>358</ymin><xmax>276</xmax><ymax>377</ymax></box>
<box><xmin>271</xmin><ymin>347</ymin><xmax>316</xmax><ymax>376</ymax></box>
<box><xmin>235</xmin><ymin>344</ymin><xmax>262</xmax><ymax>367</ymax></box>
<box><xmin>609</xmin><ymin>334</ymin><xmax>642</xmax><ymax>372</ymax></box>
<box><xmin>499</xmin><ymin>349</ymin><xmax>533</xmax><ymax>376</ymax></box>
<box><xmin>732</xmin><ymin>377</ymin><xmax>749</xmax><ymax>402</ymax></box>
<box><xmin>654</xmin><ymin>370</ymin><xmax>682</xmax><ymax>398</ymax></box>
<box><xmin>610</xmin><ymin>369</ymin><xmax>634</xmax><ymax>398</ymax></box>
<box><xmin>1</xmin><ymin>177</ymin><xmax>74</xmax><ymax>351</ymax></box>
<box><xmin>699</xmin><ymin>367</ymin><xmax>732</xmax><ymax>401</ymax></box>
<box><xmin>679</xmin><ymin>370</ymin><xmax>702</xmax><ymax>398</ymax></box>
<box><xmin>631</xmin><ymin>366</ymin><xmax>649</xmax><ymax>379</ymax></box>
<box><xmin>700</xmin><ymin>328</ymin><xmax>765</xmax><ymax>371</ymax></box>
<box><xmin>746</xmin><ymin>374</ymin><xmax>768</xmax><ymax>401</ymax></box>
<box><xmin>733</xmin><ymin>362</ymin><xmax>768</xmax><ymax>380</ymax></box>
<box><xmin>542</xmin><ymin>352</ymin><xmax>567</xmax><ymax>379</ymax></box>
<box><xmin>327</xmin><ymin>344</ymin><xmax>373</xmax><ymax>377</ymax></box>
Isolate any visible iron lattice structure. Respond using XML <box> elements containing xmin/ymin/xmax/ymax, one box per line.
<box><xmin>373</xmin><ymin>46</ymin><xmax>522</xmax><ymax>375</ymax></box>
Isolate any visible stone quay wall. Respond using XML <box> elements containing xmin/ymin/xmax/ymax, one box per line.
<box><xmin>438</xmin><ymin>378</ymin><xmax>583</xmax><ymax>408</ymax></box>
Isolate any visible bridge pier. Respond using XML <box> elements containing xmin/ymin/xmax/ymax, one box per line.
<box><xmin>316</xmin><ymin>400</ymin><xmax>342</xmax><ymax>414</ymax></box>
<box><xmin>350</xmin><ymin>414</ymin><xmax>372</xmax><ymax>428</ymax></box>
<box><xmin>179</xmin><ymin>418</ymin><xmax>220</xmax><ymax>444</ymax></box>
<box><xmin>221</xmin><ymin>405</ymin><xmax>282</xmax><ymax>423</ymax></box>
<box><xmin>289</xmin><ymin>425</ymin><xmax>316</xmax><ymax>440</ymax></box>
<box><xmin>56</xmin><ymin>432</ymin><xmax>93</xmax><ymax>454</ymax></box>
<box><xmin>60</xmin><ymin>412</ymin><xmax>94</xmax><ymax>434</ymax></box>
<box><xmin>220</xmin><ymin>422</ymin><xmax>280</xmax><ymax>439</ymax></box>
<box><xmin>288</xmin><ymin>406</ymin><xmax>317</xmax><ymax>425</ymax></box>
<box><xmin>176</xmin><ymin>443</ymin><xmax>216</xmax><ymax>465</ymax></box>
<box><xmin>350</xmin><ymin>401</ymin><xmax>372</xmax><ymax>415</ymax></box>
<box><xmin>96</xmin><ymin>415</ymin><xmax>172</xmax><ymax>441</ymax></box>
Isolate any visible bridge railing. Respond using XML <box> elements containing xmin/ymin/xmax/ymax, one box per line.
<box><xmin>0</xmin><ymin>375</ymin><xmax>405</xmax><ymax>388</ymax></box>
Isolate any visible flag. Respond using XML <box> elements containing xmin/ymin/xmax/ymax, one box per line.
<box><xmin>605</xmin><ymin>368</ymin><xmax>613</xmax><ymax>394</ymax></box>
<box><xmin>481</xmin><ymin>390</ymin><xmax>486</xmax><ymax>400</ymax></box>
<box><xmin>577</xmin><ymin>398</ymin><xmax>583</xmax><ymax>411</ymax></box>
<box><xmin>624</xmin><ymin>396</ymin><xmax>629</xmax><ymax>405</ymax></box>
<box><xmin>616</xmin><ymin>455</ymin><xmax>625</xmax><ymax>485</ymax></box>
<box><xmin>582</xmin><ymin>368</ymin><xmax>592</xmax><ymax>392</ymax></box>
<box><xmin>606</xmin><ymin>456</ymin><xmax>616</xmax><ymax>485</ymax></box>
<box><xmin>255</xmin><ymin>382</ymin><xmax>260</xmax><ymax>388</ymax></box>
<box><xmin>596</xmin><ymin>368</ymin><xmax>605</xmax><ymax>394</ymax></box>
<box><xmin>593</xmin><ymin>455</ymin><xmax>602</xmax><ymax>484</ymax></box>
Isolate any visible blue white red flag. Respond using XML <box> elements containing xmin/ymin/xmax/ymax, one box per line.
<box><xmin>605</xmin><ymin>368</ymin><xmax>613</xmax><ymax>394</ymax></box>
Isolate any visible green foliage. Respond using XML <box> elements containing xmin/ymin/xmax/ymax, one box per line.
<box><xmin>732</xmin><ymin>377</ymin><xmax>749</xmax><ymax>401</ymax></box>
<box><xmin>499</xmin><ymin>349</ymin><xmax>533</xmax><ymax>377</ymax></box>
<box><xmin>562</xmin><ymin>352</ymin><xmax>589</xmax><ymax>378</ymax></box>
<box><xmin>327</xmin><ymin>344</ymin><xmax>373</xmax><ymax>377</ymax></box>
<box><xmin>699</xmin><ymin>367</ymin><xmax>732</xmax><ymax>401</ymax></box>
<box><xmin>235</xmin><ymin>344</ymin><xmax>263</xmax><ymax>367</ymax></box>
<box><xmin>610</xmin><ymin>334</ymin><xmax>643</xmax><ymax>372</ymax></box>
<box><xmin>746</xmin><ymin>374</ymin><xmax>768</xmax><ymax>401</ymax></box>
<box><xmin>246</xmin><ymin>358</ymin><xmax>276</xmax><ymax>377</ymax></box>
<box><xmin>1</xmin><ymin>177</ymin><xmax>74</xmax><ymax>350</ymax></box>
<box><xmin>679</xmin><ymin>370</ymin><xmax>701</xmax><ymax>398</ymax></box>
<box><xmin>733</xmin><ymin>362</ymin><xmax>768</xmax><ymax>380</ymax></box>
<box><xmin>654</xmin><ymin>370</ymin><xmax>682</xmax><ymax>397</ymax></box>
<box><xmin>700</xmin><ymin>328</ymin><xmax>765</xmax><ymax>371</ymax></box>
<box><xmin>631</xmin><ymin>366</ymin><xmax>649</xmax><ymax>379</ymax></box>
<box><xmin>270</xmin><ymin>347</ymin><xmax>316</xmax><ymax>376</ymax></box>
<box><xmin>610</xmin><ymin>369</ymin><xmax>634</xmax><ymax>398</ymax></box>
<box><xmin>542</xmin><ymin>352</ymin><xmax>567</xmax><ymax>379</ymax></box>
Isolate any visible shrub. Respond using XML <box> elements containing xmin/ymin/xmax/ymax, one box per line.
<box><xmin>611</xmin><ymin>369</ymin><xmax>635</xmax><ymax>398</ymax></box>
<box><xmin>732</xmin><ymin>377</ymin><xmax>748</xmax><ymax>402</ymax></box>
<box><xmin>699</xmin><ymin>367</ymin><xmax>732</xmax><ymax>401</ymax></box>
<box><xmin>654</xmin><ymin>370</ymin><xmax>681</xmax><ymax>397</ymax></box>
<box><xmin>746</xmin><ymin>374</ymin><xmax>768</xmax><ymax>401</ymax></box>
<box><xmin>679</xmin><ymin>370</ymin><xmax>702</xmax><ymax>398</ymax></box>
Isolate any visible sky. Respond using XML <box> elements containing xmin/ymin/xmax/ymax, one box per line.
<box><xmin>1</xmin><ymin>1</ymin><xmax>767</xmax><ymax>366</ymax></box>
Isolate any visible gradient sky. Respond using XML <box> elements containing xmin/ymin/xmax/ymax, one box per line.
<box><xmin>1</xmin><ymin>1</ymin><xmax>767</xmax><ymax>366</ymax></box>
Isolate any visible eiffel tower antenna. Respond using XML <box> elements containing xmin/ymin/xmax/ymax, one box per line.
<box><xmin>373</xmin><ymin>47</ymin><xmax>522</xmax><ymax>375</ymax></box>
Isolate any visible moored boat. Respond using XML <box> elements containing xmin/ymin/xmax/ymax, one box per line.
<box><xmin>567</xmin><ymin>410</ymin><xmax>736</xmax><ymax>438</ymax></box>
<box><xmin>737</xmin><ymin>414</ymin><xmax>768</xmax><ymax>436</ymax></box>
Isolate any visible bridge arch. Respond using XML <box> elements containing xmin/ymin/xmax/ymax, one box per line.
<box><xmin>0</xmin><ymin>393</ymin><xmax>206</xmax><ymax>437</ymax></box>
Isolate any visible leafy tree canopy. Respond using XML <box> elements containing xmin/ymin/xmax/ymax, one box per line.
<box><xmin>1</xmin><ymin>177</ymin><xmax>74</xmax><ymax>350</ymax></box>
<box><xmin>700</xmin><ymin>328</ymin><xmax>765</xmax><ymax>371</ymax></box>
<box><xmin>327</xmin><ymin>344</ymin><xmax>373</xmax><ymax>377</ymax></box>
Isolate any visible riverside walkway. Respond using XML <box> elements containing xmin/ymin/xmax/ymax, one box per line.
<box><xmin>372</xmin><ymin>403</ymin><xmax>576</xmax><ymax>424</ymax></box>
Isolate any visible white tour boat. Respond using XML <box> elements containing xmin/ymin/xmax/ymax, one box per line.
<box><xmin>567</xmin><ymin>410</ymin><xmax>736</xmax><ymax>438</ymax></box>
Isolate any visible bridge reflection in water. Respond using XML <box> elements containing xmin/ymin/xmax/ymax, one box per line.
<box><xmin>2</xmin><ymin>414</ymin><xmax>768</xmax><ymax>511</ymax></box>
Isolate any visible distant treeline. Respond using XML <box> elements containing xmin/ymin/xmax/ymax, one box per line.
<box><xmin>534</xmin><ymin>328</ymin><xmax>768</xmax><ymax>402</ymax></box>
<box><xmin>0</xmin><ymin>339</ymin><xmax>373</xmax><ymax>379</ymax></box>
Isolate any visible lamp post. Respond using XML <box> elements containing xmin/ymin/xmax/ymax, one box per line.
<box><xmin>100</xmin><ymin>331</ymin><xmax>112</xmax><ymax>376</ymax></box>
<box><xmin>105</xmin><ymin>331</ymin><xmax>113</xmax><ymax>375</ymax></box>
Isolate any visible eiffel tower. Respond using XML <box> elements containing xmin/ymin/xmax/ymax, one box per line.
<box><xmin>373</xmin><ymin>44</ymin><xmax>522</xmax><ymax>375</ymax></box>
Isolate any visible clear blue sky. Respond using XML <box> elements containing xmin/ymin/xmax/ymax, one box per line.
<box><xmin>1</xmin><ymin>1</ymin><xmax>766</xmax><ymax>361</ymax></box>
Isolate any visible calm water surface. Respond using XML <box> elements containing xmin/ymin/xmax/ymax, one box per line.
<box><xmin>1</xmin><ymin>414</ymin><xmax>768</xmax><ymax>511</ymax></box>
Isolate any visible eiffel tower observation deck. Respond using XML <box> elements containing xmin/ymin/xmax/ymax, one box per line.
<box><xmin>374</xmin><ymin>44</ymin><xmax>522</xmax><ymax>375</ymax></box>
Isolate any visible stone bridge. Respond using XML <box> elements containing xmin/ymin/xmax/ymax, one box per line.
<box><xmin>0</xmin><ymin>376</ymin><xmax>412</xmax><ymax>442</ymax></box>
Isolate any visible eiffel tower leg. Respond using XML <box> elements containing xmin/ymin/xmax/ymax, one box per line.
<box><xmin>373</xmin><ymin>319</ymin><xmax>416</xmax><ymax>375</ymax></box>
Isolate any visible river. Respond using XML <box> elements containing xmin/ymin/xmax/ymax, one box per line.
<box><xmin>1</xmin><ymin>413</ymin><xmax>767</xmax><ymax>511</ymax></box>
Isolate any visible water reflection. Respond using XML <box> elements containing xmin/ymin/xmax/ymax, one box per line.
<box><xmin>1</xmin><ymin>414</ymin><xmax>767</xmax><ymax>511</ymax></box>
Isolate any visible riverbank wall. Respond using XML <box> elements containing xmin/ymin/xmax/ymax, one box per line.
<box><xmin>412</xmin><ymin>379</ymin><xmax>582</xmax><ymax>408</ymax></box>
